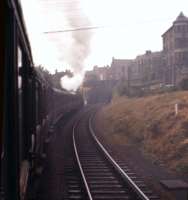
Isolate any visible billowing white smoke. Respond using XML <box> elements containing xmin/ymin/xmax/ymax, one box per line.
<box><xmin>20</xmin><ymin>0</ymin><xmax>92</xmax><ymax>91</ymax></box>
<box><xmin>65</xmin><ymin>1</ymin><xmax>92</xmax><ymax>74</ymax></box>
<box><xmin>61</xmin><ymin>74</ymin><xmax>83</xmax><ymax>91</ymax></box>
<box><xmin>58</xmin><ymin>0</ymin><xmax>93</xmax><ymax>91</ymax></box>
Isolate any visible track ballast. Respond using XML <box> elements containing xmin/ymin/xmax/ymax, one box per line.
<box><xmin>72</xmin><ymin>110</ymin><xmax>160</xmax><ymax>200</ymax></box>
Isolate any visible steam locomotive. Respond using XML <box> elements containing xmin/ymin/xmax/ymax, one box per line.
<box><xmin>1</xmin><ymin>1</ymin><xmax>83</xmax><ymax>200</ymax></box>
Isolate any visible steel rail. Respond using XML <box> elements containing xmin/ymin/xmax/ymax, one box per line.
<box><xmin>72</xmin><ymin>120</ymin><xmax>93</xmax><ymax>200</ymax></box>
<box><xmin>89</xmin><ymin>115</ymin><xmax>150</xmax><ymax>200</ymax></box>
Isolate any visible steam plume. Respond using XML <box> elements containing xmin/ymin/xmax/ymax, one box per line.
<box><xmin>64</xmin><ymin>0</ymin><xmax>92</xmax><ymax>74</ymax></box>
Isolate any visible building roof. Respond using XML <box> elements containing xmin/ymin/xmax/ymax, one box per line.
<box><xmin>162</xmin><ymin>12</ymin><xmax>188</xmax><ymax>37</ymax></box>
<box><xmin>111</xmin><ymin>58</ymin><xmax>133</xmax><ymax>67</ymax></box>
<box><xmin>174</xmin><ymin>12</ymin><xmax>188</xmax><ymax>24</ymax></box>
<box><xmin>136</xmin><ymin>51</ymin><xmax>162</xmax><ymax>59</ymax></box>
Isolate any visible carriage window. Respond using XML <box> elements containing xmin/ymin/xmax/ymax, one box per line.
<box><xmin>18</xmin><ymin>47</ymin><xmax>22</xmax><ymax>88</ymax></box>
<box><xmin>18</xmin><ymin>46</ymin><xmax>23</xmax><ymax>161</ymax></box>
<box><xmin>35</xmin><ymin>82</ymin><xmax>39</xmax><ymax>124</ymax></box>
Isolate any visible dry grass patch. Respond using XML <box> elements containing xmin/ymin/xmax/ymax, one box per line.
<box><xmin>98</xmin><ymin>91</ymin><xmax>188</xmax><ymax>174</ymax></box>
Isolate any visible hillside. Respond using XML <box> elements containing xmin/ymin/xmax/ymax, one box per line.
<box><xmin>97</xmin><ymin>91</ymin><xmax>188</xmax><ymax>174</ymax></box>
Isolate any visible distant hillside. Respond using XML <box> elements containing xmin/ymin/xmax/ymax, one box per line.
<box><xmin>97</xmin><ymin>91</ymin><xmax>188</xmax><ymax>174</ymax></box>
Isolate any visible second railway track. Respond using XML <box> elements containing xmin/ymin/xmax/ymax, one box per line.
<box><xmin>72</xmin><ymin>109</ymin><xmax>160</xmax><ymax>200</ymax></box>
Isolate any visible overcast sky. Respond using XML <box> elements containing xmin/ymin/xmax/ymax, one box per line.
<box><xmin>20</xmin><ymin>0</ymin><xmax>188</xmax><ymax>90</ymax></box>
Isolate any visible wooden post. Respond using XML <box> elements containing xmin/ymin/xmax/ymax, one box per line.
<box><xmin>175</xmin><ymin>103</ymin><xmax>178</xmax><ymax>116</ymax></box>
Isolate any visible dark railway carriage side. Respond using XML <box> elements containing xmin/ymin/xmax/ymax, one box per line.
<box><xmin>2</xmin><ymin>1</ymin><xmax>53</xmax><ymax>200</ymax></box>
<box><xmin>2</xmin><ymin>1</ymin><xmax>84</xmax><ymax>200</ymax></box>
<box><xmin>3</xmin><ymin>1</ymin><xmax>34</xmax><ymax>200</ymax></box>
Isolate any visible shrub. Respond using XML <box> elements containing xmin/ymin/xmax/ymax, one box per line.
<box><xmin>179</xmin><ymin>78</ymin><xmax>188</xmax><ymax>90</ymax></box>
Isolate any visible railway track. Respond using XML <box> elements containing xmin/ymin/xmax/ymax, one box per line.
<box><xmin>72</xmin><ymin>110</ymin><xmax>160</xmax><ymax>200</ymax></box>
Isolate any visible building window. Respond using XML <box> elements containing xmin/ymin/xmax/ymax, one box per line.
<box><xmin>175</xmin><ymin>38</ymin><xmax>188</xmax><ymax>49</ymax></box>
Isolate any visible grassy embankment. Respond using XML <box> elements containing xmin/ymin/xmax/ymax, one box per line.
<box><xmin>97</xmin><ymin>91</ymin><xmax>188</xmax><ymax>173</ymax></box>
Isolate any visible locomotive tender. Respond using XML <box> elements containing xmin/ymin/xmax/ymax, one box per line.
<box><xmin>1</xmin><ymin>1</ymin><xmax>83</xmax><ymax>199</ymax></box>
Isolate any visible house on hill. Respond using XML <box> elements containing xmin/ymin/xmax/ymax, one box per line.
<box><xmin>162</xmin><ymin>12</ymin><xmax>188</xmax><ymax>85</ymax></box>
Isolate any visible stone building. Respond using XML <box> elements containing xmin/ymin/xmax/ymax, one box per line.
<box><xmin>84</xmin><ymin>12</ymin><xmax>188</xmax><ymax>92</ymax></box>
<box><xmin>110</xmin><ymin>58</ymin><xmax>133</xmax><ymax>80</ymax></box>
<box><xmin>162</xmin><ymin>12</ymin><xmax>188</xmax><ymax>85</ymax></box>
<box><xmin>84</xmin><ymin>70</ymin><xmax>98</xmax><ymax>83</ymax></box>
<box><xmin>92</xmin><ymin>65</ymin><xmax>111</xmax><ymax>80</ymax></box>
<box><xmin>129</xmin><ymin>50</ymin><xmax>164</xmax><ymax>88</ymax></box>
<box><xmin>84</xmin><ymin>65</ymin><xmax>111</xmax><ymax>84</ymax></box>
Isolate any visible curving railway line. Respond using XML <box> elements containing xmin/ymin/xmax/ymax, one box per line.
<box><xmin>37</xmin><ymin>107</ymin><xmax>160</xmax><ymax>200</ymax></box>
<box><xmin>69</xmin><ymin>108</ymin><xmax>160</xmax><ymax>200</ymax></box>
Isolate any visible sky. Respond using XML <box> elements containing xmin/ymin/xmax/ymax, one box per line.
<box><xmin>20</xmin><ymin>0</ymin><xmax>188</xmax><ymax>90</ymax></box>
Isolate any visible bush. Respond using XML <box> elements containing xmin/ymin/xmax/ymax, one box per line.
<box><xmin>179</xmin><ymin>78</ymin><xmax>188</xmax><ymax>90</ymax></box>
<box><xmin>113</xmin><ymin>81</ymin><xmax>129</xmax><ymax>97</ymax></box>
